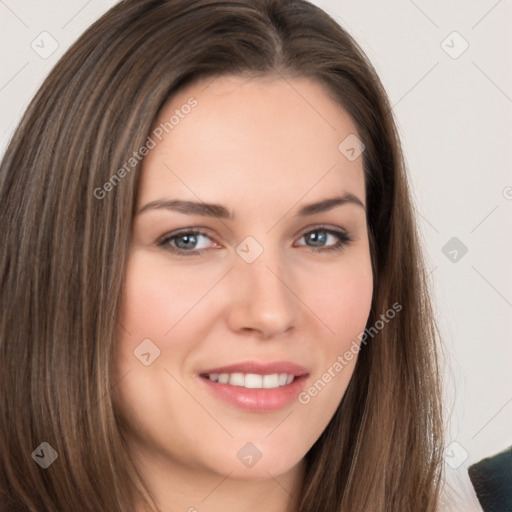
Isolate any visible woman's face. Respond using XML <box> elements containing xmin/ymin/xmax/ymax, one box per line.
<box><xmin>113</xmin><ymin>75</ymin><xmax>373</xmax><ymax>484</ymax></box>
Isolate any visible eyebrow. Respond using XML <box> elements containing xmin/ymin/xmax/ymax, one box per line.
<box><xmin>137</xmin><ymin>193</ymin><xmax>365</xmax><ymax>219</ymax></box>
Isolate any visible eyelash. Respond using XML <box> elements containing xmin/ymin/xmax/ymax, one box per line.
<box><xmin>156</xmin><ymin>225</ymin><xmax>353</xmax><ymax>256</ymax></box>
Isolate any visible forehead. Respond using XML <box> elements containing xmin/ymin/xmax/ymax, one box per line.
<box><xmin>138</xmin><ymin>75</ymin><xmax>365</xmax><ymax>210</ymax></box>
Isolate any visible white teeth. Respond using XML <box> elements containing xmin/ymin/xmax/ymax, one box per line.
<box><xmin>218</xmin><ymin>373</ymin><xmax>230</xmax><ymax>384</ymax></box>
<box><xmin>205</xmin><ymin>372</ymin><xmax>297</xmax><ymax>388</ymax></box>
<box><xmin>262</xmin><ymin>374</ymin><xmax>280</xmax><ymax>388</ymax></box>
<box><xmin>229</xmin><ymin>373</ymin><xmax>245</xmax><ymax>386</ymax></box>
<box><xmin>244</xmin><ymin>374</ymin><xmax>263</xmax><ymax>388</ymax></box>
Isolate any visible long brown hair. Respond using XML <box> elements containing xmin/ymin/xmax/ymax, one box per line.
<box><xmin>0</xmin><ymin>0</ymin><xmax>444</xmax><ymax>510</ymax></box>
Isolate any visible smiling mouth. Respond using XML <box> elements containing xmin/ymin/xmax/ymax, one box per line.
<box><xmin>197</xmin><ymin>372</ymin><xmax>310</xmax><ymax>413</ymax></box>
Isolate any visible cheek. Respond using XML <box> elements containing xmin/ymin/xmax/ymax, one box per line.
<box><xmin>299</xmin><ymin>254</ymin><xmax>373</xmax><ymax>403</ymax></box>
<box><xmin>117</xmin><ymin>251</ymin><xmax>206</xmax><ymax>337</ymax></box>
<box><xmin>294</xmin><ymin>263</ymin><xmax>372</xmax><ymax>448</ymax></box>
<box><xmin>310</xmin><ymin>255</ymin><xmax>373</xmax><ymax>345</ymax></box>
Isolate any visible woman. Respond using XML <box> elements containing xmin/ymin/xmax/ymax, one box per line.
<box><xmin>0</xmin><ymin>0</ymin><xmax>444</xmax><ymax>510</ymax></box>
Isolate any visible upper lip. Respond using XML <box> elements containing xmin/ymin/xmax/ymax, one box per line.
<box><xmin>199</xmin><ymin>360</ymin><xmax>309</xmax><ymax>377</ymax></box>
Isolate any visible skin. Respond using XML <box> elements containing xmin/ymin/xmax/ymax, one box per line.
<box><xmin>112</xmin><ymin>74</ymin><xmax>373</xmax><ymax>512</ymax></box>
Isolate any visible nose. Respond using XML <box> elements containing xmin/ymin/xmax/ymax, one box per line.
<box><xmin>226</xmin><ymin>245</ymin><xmax>298</xmax><ymax>339</ymax></box>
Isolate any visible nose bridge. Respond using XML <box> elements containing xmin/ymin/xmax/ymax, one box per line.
<box><xmin>228</xmin><ymin>233</ymin><xmax>297</xmax><ymax>336</ymax></box>
<box><xmin>237</xmin><ymin>236</ymin><xmax>290</xmax><ymax>301</ymax></box>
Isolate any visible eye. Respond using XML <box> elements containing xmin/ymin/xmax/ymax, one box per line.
<box><xmin>157</xmin><ymin>228</ymin><xmax>217</xmax><ymax>256</ymax></box>
<box><xmin>296</xmin><ymin>226</ymin><xmax>353</xmax><ymax>252</ymax></box>
<box><xmin>156</xmin><ymin>225</ymin><xmax>353</xmax><ymax>256</ymax></box>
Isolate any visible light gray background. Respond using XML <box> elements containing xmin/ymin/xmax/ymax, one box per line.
<box><xmin>1</xmin><ymin>0</ymin><xmax>511</xmax><ymax>500</ymax></box>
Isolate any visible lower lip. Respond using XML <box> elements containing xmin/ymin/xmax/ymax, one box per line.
<box><xmin>198</xmin><ymin>374</ymin><xmax>309</xmax><ymax>413</ymax></box>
